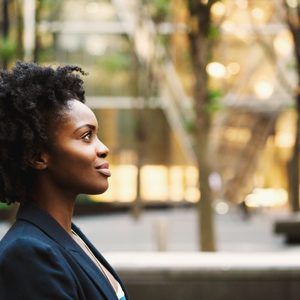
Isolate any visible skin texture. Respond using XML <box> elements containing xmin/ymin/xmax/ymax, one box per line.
<box><xmin>31</xmin><ymin>100</ymin><xmax>110</xmax><ymax>232</ymax></box>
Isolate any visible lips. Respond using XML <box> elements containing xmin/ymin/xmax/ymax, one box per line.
<box><xmin>95</xmin><ymin>162</ymin><xmax>111</xmax><ymax>177</ymax></box>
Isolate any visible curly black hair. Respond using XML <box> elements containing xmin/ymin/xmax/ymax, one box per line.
<box><xmin>0</xmin><ymin>61</ymin><xmax>87</xmax><ymax>204</ymax></box>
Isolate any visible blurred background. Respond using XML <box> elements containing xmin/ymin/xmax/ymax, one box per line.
<box><xmin>0</xmin><ymin>0</ymin><xmax>299</xmax><ymax>254</ymax></box>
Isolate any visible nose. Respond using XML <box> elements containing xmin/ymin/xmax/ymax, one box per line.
<box><xmin>96</xmin><ymin>138</ymin><xmax>109</xmax><ymax>158</ymax></box>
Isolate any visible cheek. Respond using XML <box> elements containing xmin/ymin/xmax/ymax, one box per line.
<box><xmin>62</xmin><ymin>143</ymin><xmax>95</xmax><ymax>162</ymax></box>
<box><xmin>70</xmin><ymin>152</ymin><xmax>94</xmax><ymax>167</ymax></box>
<box><xmin>51</xmin><ymin>146</ymin><xmax>96</xmax><ymax>176</ymax></box>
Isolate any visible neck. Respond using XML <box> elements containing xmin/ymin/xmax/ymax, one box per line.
<box><xmin>32</xmin><ymin>196</ymin><xmax>75</xmax><ymax>233</ymax></box>
<box><xmin>30</xmin><ymin>177</ymin><xmax>76</xmax><ymax>233</ymax></box>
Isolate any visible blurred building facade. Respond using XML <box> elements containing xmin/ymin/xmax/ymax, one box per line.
<box><xmin>0</xmin><ymin>0</ymin><xmax>298</xmax><ymax>211</ymax></box>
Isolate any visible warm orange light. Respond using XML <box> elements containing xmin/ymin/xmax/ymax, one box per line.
<box><xmin>245</xmin><ymin>188</ymin><xmax>288</xmax><ymax>208</ymax></box>
<box><xmin>89</xmin><ymin>165</ymin><xmax>200</xmax><ymax>203</ymax></box>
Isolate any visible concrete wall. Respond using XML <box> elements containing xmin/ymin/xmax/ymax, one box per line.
<box><xmin>106</xmin><ymin>252</ymin><xmax>300</xmax><ymax>300</ymax></box>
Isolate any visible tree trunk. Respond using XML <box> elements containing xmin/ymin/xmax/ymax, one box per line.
<box><xmin>196</xmin><ymin>129</ymin><xmax>216</xmax><ymax>251</ymax></box>
<box><xmin>187</xmin><ymin>0</ymin><xmax>216</xmax><ymax>251</ymax></box>
<box><xmin>131</xmin><ymin>52</ymin><xmax>144</xmax><ymax>220</ymax></box>
<box><xmin>288</xmin><ymin>91</ymin><xmax>300</xmax><ymax>212</ymax></box>
<box><xmin>33</xmin><ymin>0</ymin><xmax>41</xmax><ymax>62</ymax></box>
<box><xmin>2</xmin><ymin>0</ymin><xmax>9</xmax><ymax>69</ymax></box>
<box><xmin>285</xmin><ymin>1</ymin><xmax>300</xmax><ymax>211</ymax></box>
<box><xmin>193</xmin><ymin>43</ymin><xmax>215</xmax><ymax>251</ymax></box>
<box><xmin>15</xmin><ymin>0</ymin><xmax>24</xmax><ymax>59</ymax></box>
<box><xmin>132</xmin><ymin>108</ymin><xmax>145</xmax><ymax>219</ymax></box>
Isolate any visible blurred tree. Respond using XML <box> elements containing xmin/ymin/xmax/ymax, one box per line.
<box><xmin>34</xmin><ymin>0</ymin><xmax>62</xmax><ymax>62</ymax></box>
<box><xmin>186</xmin><ymin>0</ymin><xmax>222</xmax><ymax>251</ymax></box>
<box><xmin>34</xmin><ymin>0</ymin><xmax>42</xmax><ymax>62</ymax></box>
<box><xmin>15</xmin><ymin>0</ymin><xmax>24</xmax><ymax>59</ymax></box>
<box><xmin>131</xmin><ymin>50</ymin><xmax>145</xmax><ymax>220</ymax></box>
<box><xmin>1</xmin><ymin>0</ymin><xmax>9</xmax><ymax>69</ymax></box>
<box><xmin>284</xmin><ymin>0</ymin><xmax>300</xmax><ymax>212</ymax></box>
<box><xmin>145</xmin><ymin>0</ymin><xmax>218</xmax><ymax>250</ymax></box>
<box><xmin>0</xmin><ymin>0</ymin><xmax>17</xmax><ymax>69</ymax></box>
<box><xmin>34</xmin><ymin>0</ymin><xmax>55</xmax><ymax>62</ymax></box>
<box><xmin>1</xmin><ymin>0</ymin><xmax>18</xmax><ymax>222</ymax></box>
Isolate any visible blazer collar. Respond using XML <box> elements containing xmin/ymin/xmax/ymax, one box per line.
<box><xmin>17</xmin><ymin>202</ymin><xmax>76</xmax><ymax>251</ymax></box>
<box><xmin>72</xmin><ymin>223</ymin><xmax>129</xmax><ymax>298</ymax></box>
<box><xmin>17</xmin><ymin>201</ymin><xmax>119</xmax><ymax>300</ymax></box>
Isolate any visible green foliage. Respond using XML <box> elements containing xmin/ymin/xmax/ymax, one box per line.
<box><xmin>208</xmin><ymin>25</ymin><xmax>221</xmax><ymax>40</ymax></box>
<box><xmin>39</xmin><ymin>0</ymin><xmax>55</xmax><ymax>7</ymax></box>
<box><xmin>206</xmin><ymin>89</ymin><xmax>223</xmax><ymax>112</ymax></box>
<box><xmin>38</xmin><ymin>46</ymin><xmax>55</xmax><ymax>63</ymax></box>
<box><xmin>0</xmin><ymin>202</ymin><xmax>9</xmax><ymax>210</ymax></box>
<box><xmin>158</xmin><ymin>34</ymin><xmax>169</xmax><ymax>47</ymax></box>
<box><xmin>152</xmin><ymin>0</ymin><xmax>170</xmax><ymax>15</ymax></box>
<box><xmin>286</xmin><ymin>61</ymin><xmax>297</xmax><ymax>70</ymax></box>
<box><xmin>149</xmin><ymin>0</ymin><xmax>171</xmax><ymax>22</ymax></box>
<box><xmin>184</xmin><ymin>117</ymin><xmax>196</xmax><ymax>133</ymax></box>
<box><xmin>97</xmin><ymin>52</ymin><xmax>131</xmax><ymax>73</ymax></box>
<box><xmin>38</xmin><ymin>0</ymin><xmax>61</xmax><ymax>16</ymax></box>
<box><xmin>0</xmin><ymin>38</ymin><xmax>16</xmax><ymax>60</ymax></box>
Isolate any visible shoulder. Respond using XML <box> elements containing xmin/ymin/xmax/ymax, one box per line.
<box><xmin>1</xmin><ymin>221</ymin><xmax>52</xmax><ymax>253</ymax></box>
<box><xmin>0</xmin><ymin>235</ymin><xmax>60</xmax><ymax>267</ymax></box>
<box><xmin>0</xmin><ymin>220</ymin><xmax>66</xmax><ymax>268</ymax></box>
<box><xmin>0</xmin><ymin>232</ymin><xmax>79</xmax><ymax>299</ymax></box>
<box><xmin>0</xmin><ymin>231</ymin><xmax>76</xmax><ymax>282</ymax></box>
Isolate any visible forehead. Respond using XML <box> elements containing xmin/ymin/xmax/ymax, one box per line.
<box><xmin>51</xmin><ymin>100</ymin><xmax>98</xmax><ymax>137</ymax></box>
<box><xmin>64</xmin><ymin>100</ymin><xmax>98</xmax><ymax>126</ymax></box>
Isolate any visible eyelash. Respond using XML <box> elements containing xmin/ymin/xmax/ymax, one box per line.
<box><xmin>82</xmin><ymin>131</ymin><xmax>93</xmax><ymax>142</ymax></box>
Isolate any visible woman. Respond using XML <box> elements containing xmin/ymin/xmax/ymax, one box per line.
<box><xmin>0</xmin><ymin>61</ymin><xmax>128</xmax><ymax>300</ymax></box>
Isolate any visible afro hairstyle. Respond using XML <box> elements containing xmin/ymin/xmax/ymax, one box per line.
<box><xmin>0</xmin><ymin>61</ymin><xmax>87</xmax><ymax>204</ymax></box>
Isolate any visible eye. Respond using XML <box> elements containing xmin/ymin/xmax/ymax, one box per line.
<box><xmin>82</xmin><ymin>131</ymin><xmax>93</xmax><ymax>142</ymax></box>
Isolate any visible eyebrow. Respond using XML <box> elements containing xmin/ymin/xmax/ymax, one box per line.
<box><xmin>73</xmin><ymin>124</ymin><xmax>97</xmax><ymax>134</ymax></box>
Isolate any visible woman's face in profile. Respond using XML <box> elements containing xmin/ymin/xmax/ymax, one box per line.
<box><xmin>45</xmin><ymin>99</ymin><xmax>110</xmax><ymax>196</ymax></box>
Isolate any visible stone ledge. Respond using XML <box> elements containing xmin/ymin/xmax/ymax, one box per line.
<box><xmin>106</xmin><ymin>252</ymin><xmax>300</xmax><ymax>300</ymax></box>
<box><xmin>106</xmin><ymin>252</ymin><xmax>300</xmax><ymax>270</ymax></box>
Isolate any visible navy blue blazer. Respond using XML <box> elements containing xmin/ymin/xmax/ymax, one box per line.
<box><xmin>0</xmin><ymin>202</ymin><xmax>129</xmax><ymax>300</ymax></box>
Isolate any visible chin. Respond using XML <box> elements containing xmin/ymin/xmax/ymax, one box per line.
<box><xmin>91</xmin><ymin>184</ymin><xmax>109</xmax><ymax>195</ymax></box>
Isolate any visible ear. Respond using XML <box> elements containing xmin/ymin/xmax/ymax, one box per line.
<box><xmin>29</xmin><ymin>152</ymin><xmax>49</xmax><ymax>170</ymax></box>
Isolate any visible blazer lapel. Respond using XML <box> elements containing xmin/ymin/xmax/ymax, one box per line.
<box><xmin>68</xmin><ymin>247</ymin><xmax>117</xmax><ymax>300</ymax></box>
<box><xmin>17</xmin><ymin>202</ymin><xmax>118</xmax><ymax>300</ymax></box>
<box><xmin>72</xmin><ymin>224</ymin><xmax>129</xmax><ymax>299</ymax></box>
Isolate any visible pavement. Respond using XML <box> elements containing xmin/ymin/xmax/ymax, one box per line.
<box><xmin>1</xmin><ymin>205</ymin><xmax>298</xmax><ymax>253</ymax></box>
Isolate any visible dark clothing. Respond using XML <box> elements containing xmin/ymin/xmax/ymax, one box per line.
<box><xmin>0</xmin><ymin>202</ymin><xmax>128</xmax><ymax>300</ymax></box>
